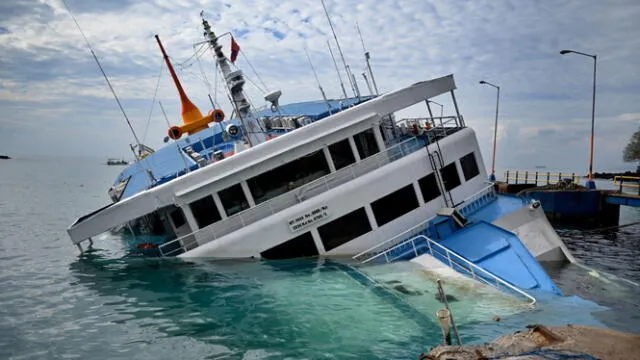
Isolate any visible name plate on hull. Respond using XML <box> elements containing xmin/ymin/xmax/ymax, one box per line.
<box><xmin>288</xmin><ymin>205</ymin><xmax>330</xmax><ymax>232</ymax></box>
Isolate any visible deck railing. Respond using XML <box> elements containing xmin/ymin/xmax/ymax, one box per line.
<box><xmin>613</xmin><ymin>176</ymin><xmax>640</xmax><ymax>195</ymax></box>
<box><xmin>503</xmin><ymin>170</ymin><xmax>581</xmax><ymax>185</ymax></box>
<box><xmin>363</xmin><ymin>234</ymin><xmax>536</xmax><ymax>306</ymax></box>
<box><xmin>158</xmin><ymin>136</ymin><xmax>426</xmax><ymax>257</ymax></box>
<box><xmin>353</xmin><ymin>184</ymin><xmax>498</xmax><ymax>263</ymax></box>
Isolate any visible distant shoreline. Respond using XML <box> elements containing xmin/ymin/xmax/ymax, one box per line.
<box><xmin>592</xmin><ymin>170</ymin><xmax>639</xmax><ymax>179</ymax></box>
<box><xmin>0</xmin><ymin>155</ymin><xmax>10</xmax><ymax>160</ymax></box>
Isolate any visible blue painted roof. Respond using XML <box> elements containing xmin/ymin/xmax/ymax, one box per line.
<box><xmin>254</xmin><ymin>96</ymin><xmax>376</xmax><ymax>120</ymax></box>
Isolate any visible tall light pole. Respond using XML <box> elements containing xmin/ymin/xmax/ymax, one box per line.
<box><xmin>560</xmin><ymin>49</ymin><xmax>597</xmax><ymax>189</ymax></box>
<box><xmin>479</xmin><ymin>80</ymin><xmax>500</xmax><ymax>181</ymax></box>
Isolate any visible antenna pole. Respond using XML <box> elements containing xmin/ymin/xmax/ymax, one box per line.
<box><xmin>362</xmin><ymin>72</ymin><xmax>373</xmax><ymax>95</ymax></box>
<box><xmin>321</xmin><ymin>0</ymin><xmax>356</xmax><ymax>98</ymax></box>
<box><xmin>347</xmin><ymin>65</ymin><xmax>361</xmax><ymax>100</ymax></box>
<box><xmin>327</xmin><ymin>41</ymin><xmax>348</xmax><ymax>99</ymax></box>
<box><xmin>61</xmin><ymin>0</ymin><xmax>143</xmax><ymax>149</ymax></box>
<box><xmin>356</xmin><ymin>21</ymin><xmax>379</xmax><ymax>95</ymax></box>
<box><xmin>305</xmin><ymin>47</ymin><xmax>333</xmax><ymax>114</ymax></box>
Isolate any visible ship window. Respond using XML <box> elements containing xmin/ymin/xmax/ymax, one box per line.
<box><xmin>189</xmin><ymin>195</ymin><xmax>222</xmax><ymax>228</ymax></box>
<box><xmin>318</xmin><ymin>208</ymin><xmax>372</xmax><ymax>251</ymax></box>
<box><xmin>328</xmin><ymin>139</ymin><xmax>356</xmax><ymax>170</ymax></box>
<box><xmin>460</xmin><ymin>152</ymin><xmax>480</xmax><ymax>181</ymax></box>
<box><xmin>169</xmin><ymin>208</ymin><xmax>186</xmax><ymax>228</ymax></box>
<box><xmin>248</xmin><ymin>150</ymin><xmax>330</xmax><ymax>204</ymax></box>
<box><xmin>354</xmin><ymin>128</ymin><xmax>379</xmax><ymax>160</ymax></box>
<box><xmin>418</xmin><ymin>173</ymin><xmax>441</xmax><ymax>203</ymax></box>
<box><xmin>371</xmin><ymin>184</ymin><xmax>419</xmax><ymax>227</ymax></box>
<box><xmin>440</xmin><ymin>163</ymin><xmax>461</xmax><ymax>191</ymax></box>
<box><xmin>260</xmin><ymin>232</ymin><xmax>318</xmax><ymax>260</ymax></box>
<box><xmin>218</xmin><ymin>184</ymin><xmax>250</xmax><ymax>217</ymax></box>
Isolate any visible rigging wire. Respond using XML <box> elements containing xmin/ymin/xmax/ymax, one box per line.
<box><xmin>239</xmin><ymin>51</ymin><xmax>269</xmax><ymax>92</ymax></box>
<box><xmin>142</xmin><ymin>59</ymin><xmax>165</xmax><ymax>144</ymax></box>
<box><xmin>61</xmin><ymin>0</ymin><xmax>142</xmax><ymax>149</ymax></box>
<box><xmin>195</xmin><ymin>44</ymin><xmax>215</xmax><ymax>97</ymax></box>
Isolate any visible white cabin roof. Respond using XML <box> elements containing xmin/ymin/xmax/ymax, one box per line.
<box><xmin>67</xmin><ymin>75</ymin><xmax>457</xmax><ymax>243</ymax></box>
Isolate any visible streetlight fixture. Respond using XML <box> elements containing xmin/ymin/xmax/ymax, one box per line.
<box><xmin>560</xmin><ymin>49</ymin><xmax>597</xmax><ymax>189</ymax></box>
<box><xmin>479</xmin><ymin>80</ymin><xmax>500</xmax><ymax>182</ymax></box>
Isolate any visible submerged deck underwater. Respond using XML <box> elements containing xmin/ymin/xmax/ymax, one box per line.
<box><xmin>1</xmin><ymin>159</ymin><xmax>639</xmax><ymax>359</ymax></box>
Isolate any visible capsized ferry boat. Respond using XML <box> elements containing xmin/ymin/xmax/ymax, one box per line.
<box><xmin>67</xmin><ymin>14</ymin><xmax>584</xmax><ymax>304</ymax></box>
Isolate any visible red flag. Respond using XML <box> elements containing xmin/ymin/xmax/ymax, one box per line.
<box><xmin>230</xmin><ymin>37</ymin><xmax>240</xmax><ymax>63</ymax></box>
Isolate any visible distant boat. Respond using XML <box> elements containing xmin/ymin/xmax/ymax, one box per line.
<box><xmin>106</xmin><ymin>158</ymin><xmax>128</xmax><ymax>166</ymax></box>
<box><xmin>0</xmin><ymin>155</ymin><xmax>10</xmax><ymax>160</ymax></box>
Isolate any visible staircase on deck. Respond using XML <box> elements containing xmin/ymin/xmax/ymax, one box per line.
<box><xmin>353</xmin><ymin>185</ymin><xmax>565</xmax><ymax>304</ymax></box>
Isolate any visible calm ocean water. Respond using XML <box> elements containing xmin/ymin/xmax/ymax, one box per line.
<box><xmin>1</xmin><ymin>157</ymin><xmax>639</xmax><ymax>359</ymax></box>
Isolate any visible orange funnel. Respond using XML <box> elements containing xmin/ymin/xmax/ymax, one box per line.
<box><xmin>155</xmin><ymin>34</ymin><xmax>207</xmax><ymax>132</ymax></box>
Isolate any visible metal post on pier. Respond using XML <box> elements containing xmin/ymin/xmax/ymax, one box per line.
<box><xmin>560</xmin><ymin>49</ymin><xmax>597</xmax><ymax>189</ymax></box>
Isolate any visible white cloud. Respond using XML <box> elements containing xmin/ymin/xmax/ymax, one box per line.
<box><xmin>0</xmin><ymin>0</ymin><xmax>638</xmax><ymax>173</ymax></box>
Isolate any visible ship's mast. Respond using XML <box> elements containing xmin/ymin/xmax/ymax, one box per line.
<box><xmin>201</xmin><ymin>16</ymin><xmax>266</xmax><ymax>147</ymax></box>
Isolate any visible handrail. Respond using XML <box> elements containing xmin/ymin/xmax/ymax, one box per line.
<box><xmin>503</xmin><ymin>170</ymin><xmax>582</xmax><ymax>186</ymax></box>
<box><xmin>353</xmin><ymin>184</ymin><xmax>498</xmax><ymax>262</ymax></box>
<box><xmin>613</xmin><ymin>175</ymin><xmax>640</xmax><ymax>193</ymax></box>
<box><xmin>158</xmin><ymin>136</ymin><xmax>426</xmax><ymax>257</ymax></box>
<box><xmin>366</xmin><ymin>234</ymin><xmax>536</xmax><ymax>306</ymax></box>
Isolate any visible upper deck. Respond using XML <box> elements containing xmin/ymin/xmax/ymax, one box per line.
<box><xmin>68</xmin><ymin>75</ymin><xmax>462</xmax><ymax>245</ymax></box>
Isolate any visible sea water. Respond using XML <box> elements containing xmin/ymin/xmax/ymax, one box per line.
<box><xmin>1</xmin><ymin>157</ymin><xmax>639</xmax><ymax>359</ymax></box>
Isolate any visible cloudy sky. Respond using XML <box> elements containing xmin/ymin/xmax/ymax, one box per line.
<box><xmin>0</xmin><ymin>0</ymin><xmax>638</xmax><ymax>174</ymax></box>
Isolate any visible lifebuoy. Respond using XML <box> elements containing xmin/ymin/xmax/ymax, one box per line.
<box><xmin>211</xmin><ymin>109</ymin><xmax>225</xmax><ymax>123</ymax></box>
<box><xmin>168</xmin><ymin>126</ymin><xmax>182</xmax><ymax>140</ymax></box>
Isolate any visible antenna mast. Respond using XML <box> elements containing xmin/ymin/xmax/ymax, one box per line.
<box><xmin>327</xmin><ymin>41</ymin><xmax>348</xmax><ymax>99</ymax></box>
<box><xmin>356</xmin><ymin>21</ymin><xmax>379</xmax><ymax>95</ymax></box>
<box><xmin>304</xmin><ymin>47</ymin><xmax>333</xmax><ymax>114</ymax></box>
<box><xmin>321</xmin><ymin>0</ymin><xmax>357</xmax><ymax>98</ymax></box>
<box><xmin>61</xmin><ymin>0</ymin><xmax>143</xmax><ymax>151</ymax></box>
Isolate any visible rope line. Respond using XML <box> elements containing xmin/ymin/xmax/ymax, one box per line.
<box><xmin>61</xmin><ymin>0</ymin><xmax>142</xmax><ymax>148</ymax></box>
<box><xmin>142</xmin><ymin>59</ymin><xmax>165</xmax><ymax>144</ymax></box>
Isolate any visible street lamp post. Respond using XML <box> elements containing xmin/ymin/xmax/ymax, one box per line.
<box><xmin>479</xmin><ymin>80</ymin><xmax>500</xmax><ymax>182</ymax></box>
<box><xmin>560</xmin><ymin>49</ymin><xmax>597</xmax><ymax>189</ymax></box>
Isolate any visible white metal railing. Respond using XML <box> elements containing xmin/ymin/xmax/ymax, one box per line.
<box><xmin>158</xmin><ymin>136</ymin><xmax>425</xmax><ymax>257</ymax></box>
<box><xmin>367</xmin><ymin>234</ymin><xmax>536</xmax><ymax>306</ymax></box>
<box><xmin>353</xmin><ymin>184</ymin><xmax>498</xmax><ymax>263</ymax></box>
<box><xmin>454</xmin><ymin>184</ymin><xmax>498</xmax><ymax>217</ymax></box>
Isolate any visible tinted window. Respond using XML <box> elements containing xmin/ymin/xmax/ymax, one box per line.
<box><xmin>218</xmin><ymin>184</ymin><xmax>250</xmax><ymax>216</ymax></box>
<box><xmin>418</xmin><ymin>173</ymin><xmax>441</xmax><ymax>203</ymax></box>
<box><xmin>440</xmin><ymin>163</ymin><xmax>461</xmax><ymax>191</ymax></box>
<box><xmin>318</xmin><ymin>208</ymin><xmax>372</xmax><ymax>251</ymax></box>
<box><xmin>260</xmin><ymin>232</ymin><xmax>319</xmax><ymax>260</ymax></box>
<box><xmin>169</xmin><ymin>208</ymin><xmax>186</xmax><ymax>228</ymax></box>
<box><xmin>328</xmin><ymin>139</ymin><xmax>356</xmax><ymax>170</ymax></box>
<box><xmin>189</xmin><ymin>195</ymin><xmax>221</xmax><ymax>228</ymax></box>
<box><xmin>371</xmin><ymin>185</ymin><xmax>419</xmax><ymax>226</ymax></box>
<box><xmin>248</xmin><ymin>150</ymin><xmax>330</xmax><ymax>204</ymax></box>
<box><xmin>354</xmin><ymin>128</ymin><xmax>379</xmax><ymax>160</ymax></box>
<box><xmin>460</xmin><ymin>152</ymin><xmax>480</xmax><ymax>181</ymax></box>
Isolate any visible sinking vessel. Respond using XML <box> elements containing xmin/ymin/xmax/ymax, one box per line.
<box><xmin>66</xmin><ymin>14</ymin><xmax>585</xmax><ymax>306</ymax></box>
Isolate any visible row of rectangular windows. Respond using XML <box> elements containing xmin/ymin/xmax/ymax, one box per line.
<box><xmin>174</xmin><ymin>127</ymin><xmax>383</xmax><ymax>230</ymax></box>
<box><xmin>261</xmin><ymin>151</ymin><xmax>481</xmax><ymax>259</ymax></box>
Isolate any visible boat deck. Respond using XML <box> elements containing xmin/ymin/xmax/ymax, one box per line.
<box><xmin>465</xmin><ymin>193</ymin><xmax>529</xmax><ymax>224</ymax></box>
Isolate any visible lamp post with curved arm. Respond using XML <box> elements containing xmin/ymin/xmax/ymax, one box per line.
<box><xmin>560</xmin><ymin>49</ymin><xmax>597</xmax><ymax>189</ymax></box>
<box><xmin>479</xmin><ymin>80</ymin><xmax>500</xmax><ymax>182</ymax></box>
